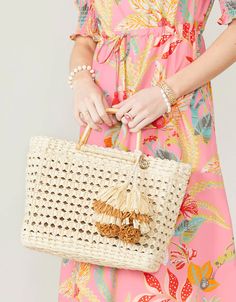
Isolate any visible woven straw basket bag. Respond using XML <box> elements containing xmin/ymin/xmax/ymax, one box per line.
<box><xmin>21</xmin><ymin>107</ymin><xmax>192</xmax><ymax>273</ymax></box>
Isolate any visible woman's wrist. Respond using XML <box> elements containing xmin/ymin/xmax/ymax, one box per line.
<box><xmin>152</xmin><ymin>78</ymin><xmax>180</xmax><ymax>113</ymax></box>
<box><xmin>159</xmin><ymin>88</ymin><xmax>171</xmax><ymax>113</ymax></box>
<box><xmin>164</xmin><ymin>76</ymin><xmax>183</xmax><ymax>100</ymax></box>
<box><xmin>73</xmin><ymin>70</ymin><xmax>94</xmax><ymax>82</ymax></box>
<box><xmin>72</xmin><ymin>72</ymin><xmax>95</xmax><ymax>89</ymax></box>
<box><xmin>150</xmin><ymin>85</ymin><xmax>172</xmax><ymax>115</ymax></box>
<box><xmin>68</xmin><ymin>64</ymin><xmax>95</xmax><ymax>88</ymax></box>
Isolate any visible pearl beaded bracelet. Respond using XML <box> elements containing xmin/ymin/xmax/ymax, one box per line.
<box><xmin>160</xmin><ymin>88</ymin><xmax>171</xmax><ymax>113</ymax></box>
<box><xmin>68</xmin><ymin>64</ymin><xmax>95</xmax><ymax>88</ymax></box>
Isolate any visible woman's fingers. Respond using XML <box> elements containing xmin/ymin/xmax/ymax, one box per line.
<box><xmin>74</xmin><ymin>109</ymin><xmax>86</xmax><ymax>126</ymax></box>
<box><xmin>95</xmin><ymin>96</ymin><xmax>114</xmax><ymax>126</ymax></box>
<box><xmin>122</xmin><ymin>110</ymin><xmax>144</xmax><ymax>127</ymax></box>
<box><xmin>102</xmin><ymin>96</ymin><xmax>118</xmax><ymax>125</ymax></box>
<box><xmin>81</xmin><ymin>109</ymin><xmax>101</xmax><ymax>131</ymax></box>
<box><xmin>74</xmin><ymin>100</ymin><xmax>86</xmax><ymax>126</ymax></box>
<box><xmin>73</xmin><ymin>80</ymin><xmax>119</xmax><ymax>128</ymax></box>
<box><xmin>119</xmin><ymin>106</ymin><xmax>156</xmax><ymax>131</ymax></box>
<box><xmin>115</xmin><ymin>100</ymin><xmax>134</xmax><ymax>121</ymax></box>
<box><xmin>86</xmin><ymin>102</ymin><xmax>103</xmax><ymax>125</ymax></box>
<box><xmin>129</xmin><ymin>117</ymin><xmax>153</xmax><ymax>132</ymax></box>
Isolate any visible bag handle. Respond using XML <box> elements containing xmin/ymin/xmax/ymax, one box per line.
<box><xmin>76</xmin><ymin>107</ymin><xmax>142</xmax><ymax>151</ymax></box>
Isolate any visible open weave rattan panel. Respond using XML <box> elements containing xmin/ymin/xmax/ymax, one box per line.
<box><xmin>21</xmin><ymin>136</ymin><xmax>192</xmax><ymax>272</ymax></box>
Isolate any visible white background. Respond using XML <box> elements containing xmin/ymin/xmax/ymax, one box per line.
<box><xmin>0</xmin><ymin>1</ymin><xmax>235</xmax><ymax>301</ymax></box>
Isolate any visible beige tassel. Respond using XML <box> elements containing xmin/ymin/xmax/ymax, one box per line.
<box><xmin>96</xmin><ymin>222</ymin><xmax>120</xmax><ymax>238</ymax></box>
<box><xmin>92</xmin><ymin>181</ymin><xmax>153</xmax><ymax>244</ymax></box>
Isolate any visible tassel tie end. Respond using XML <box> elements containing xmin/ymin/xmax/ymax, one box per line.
<box><xmin>92</xmin><ymin>182</ymin><xmax>153</xmax><ymax>244</ymax></box>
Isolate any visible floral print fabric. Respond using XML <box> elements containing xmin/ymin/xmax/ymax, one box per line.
<box><xmin>218</xmin><ymin>0</ymin><xmax>236</xmax><ymax>24</ymax></box>
<box><xmin>59</xmin><ymin>1</ymin><xmax>236</xmax><ymax>301</ymax></box>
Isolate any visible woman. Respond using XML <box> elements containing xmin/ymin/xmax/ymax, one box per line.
<box><xmin>59</xmin><ymin>0</ymin><xmax>236</xmax><ymax>301</ymax></box>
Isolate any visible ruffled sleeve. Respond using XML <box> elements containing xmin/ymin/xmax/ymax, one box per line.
<box><xmin>217</xmin><ymin>0</ymin><xmax>236</xmax><ymax>25</ymax></box>
<box><xmin>70</xmin><ymin>0</ymin><xmax>100</xmax><ymax>42</ymax></box>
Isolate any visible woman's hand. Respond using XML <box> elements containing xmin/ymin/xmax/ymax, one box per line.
<box><xmin>112</xmin><ymin>86</ymin><xmax>168</xmax><ymax>132</ymax></box>
<box><xmin>73</xmin><ymin>74</ymin><xmax>117</xmax><ymax>131</ymax></box>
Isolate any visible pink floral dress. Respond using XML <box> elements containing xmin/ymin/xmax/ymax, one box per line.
<box><xmin>59</xmin><ymin>1</ymin><xmax>236</xmax><ymax>301</ymax></box>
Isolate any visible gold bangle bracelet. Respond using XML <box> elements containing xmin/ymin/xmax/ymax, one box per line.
<box><xmin>156</xmin><ymin>80</ymin><xmax>177</xmax><ymax>105</ymax></box>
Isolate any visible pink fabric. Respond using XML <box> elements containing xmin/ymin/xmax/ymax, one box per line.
<box><xmin>59</xmin><ymin>1</ymin><xmax>236</xmax><ymax>301</ymax></box>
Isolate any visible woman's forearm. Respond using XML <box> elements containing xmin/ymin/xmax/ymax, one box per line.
<box><xmin>165</xmin><ymin>20</ymin><xmax>236</xmax><ymax>99</ymax></box>
<box><xmin>69</xmin><ymin>36</ymin><xmax>115</xmax><ymax>127</ymax></box>
<box><xmin>69</xmin><ymin>37</ymin><xmax>97</xmax><ymax>82</ymax></box>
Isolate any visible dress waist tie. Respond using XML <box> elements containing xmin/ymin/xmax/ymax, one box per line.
<box><xmin>95</xmin><ymin>33</ymin><xmax>128</xmax><ymax>106</ymax></box>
